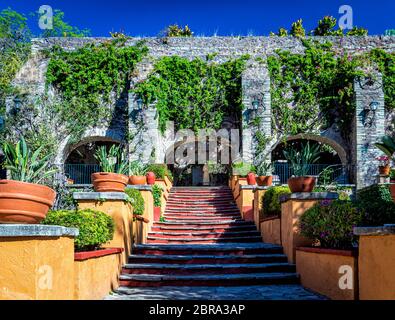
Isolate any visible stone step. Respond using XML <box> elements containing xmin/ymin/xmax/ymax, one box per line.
<box><xmin>147</xmin><ymin>236</ymin><xmax>263</xmax><ymax>244</ymax></box>
<box><xmin>122</xmin><ymin>263</ymin><xmax>296</xmax><ymax>275</ymax></box>
<box><xmin>148</xmin><ymin>230</ymin><xmax>261</xmax><ymax>239</ymax></box>
<box><xmin>163</xmin><ymin>216</ymin><xmax>242</xmax><ymax>222</ymax></box>
<box><xmin>151</xmin><ymin>225</ymin><xmax>257</xmax><ymax>233</ymax></box>
<box><xmin>128</xmin><ymin>253</ymin><xmax>288</xmax><ymax>264</ymax></box>
<box><xmin>163</xmin><ymin>212</ymin><xmax>241</xmax><ymax>218</ymax></box>
<box><xmin>119</xmin><ymin>273</ymin><xmax>299</xmax><ymax>287</ymax></box>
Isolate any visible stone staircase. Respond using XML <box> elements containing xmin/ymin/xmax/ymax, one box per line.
<box><xmin>117</xmin><ymin>186</ymin><xmax>300</xmax><ymax>288</ymax></box>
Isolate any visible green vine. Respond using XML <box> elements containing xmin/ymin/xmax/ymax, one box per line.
<box><xmin>45</xmin><ymin>39</ymin><xmax>148</xmax><ymax>141</ymax></box>
<box><xmin>134</xmin><ymin>55</ymin><xmax>249</xmax><ymax>133</ymax></box>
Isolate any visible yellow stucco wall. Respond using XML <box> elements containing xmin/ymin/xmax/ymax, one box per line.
<box><xmin>281</xmin><ymin>199</ymin><xmax>315</xmax><ymax>263</ymax></box>
<box><xmin>296</xmin><ymin>249</ymin><xmax>358</xmax><ymax>300</ymax></box>
<box><xmin>77</xmin><ymin>200</ymin><xmax>133</xmax><ymax>263</ymax></box>
<box><xmin>358</xmin><ymin>234</ymin><xmax>395</xmax><ymax>300</ymax></box>
<box><xmin>74</xmin><ymin>252</ymin><xmax>122</xmax><ymax>300</ymax></box>
<box><xmin>260</xmin><ymin>218</ymin><xmax>281</xmax><ymax>245</ymax></box>
<box><xmin>253</xmin><ymin>189</ymin><xmax>267</xmax><ymax>230</ymax></box>
<box><xmin>0</xmin><ymin>236</ymin><xmax>74</xmax><ymax>300</ymax></box>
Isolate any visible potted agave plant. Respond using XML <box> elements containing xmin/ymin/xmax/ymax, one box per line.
<box><xmin>129</xmin><ymin>160</ymin><xmax>147</xmax><ymax>185</ymax></box>
<box><xmin>0</xmin><ymin>137</ymin><xmax>57</xmax><ymax>224</ymax></box>
<box><xmin>256</xmin><ymin>162</ymin><xmax>273</xmax><ymax>186</ymax></box>
<box><xmin>375</xmin><ymin>135</ymin><xmax>395</xmax><ymax>175</ymax></box>
<box><xmin>92</xmin><ymin>145</ymin><xmax>129</xmax><ymax>192</ymax></box>
<box><xmin>283</xmin><ymin>142</ymin><xmax>321</xmax><ymax>193</ymax></box>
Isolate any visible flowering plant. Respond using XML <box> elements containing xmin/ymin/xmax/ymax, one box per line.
<box><xmin>376</xmin><ymin>155</ymin><xmax>390</xmax><ymax>166</ymax></box>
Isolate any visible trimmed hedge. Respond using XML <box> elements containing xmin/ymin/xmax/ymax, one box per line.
<box><xmin>262</xmin><ymin>186</ymin><xmax>290</xmax><ymax>217</ymax></box>
<box><xmin>300</xmin><ymin>200</ymin><xmax>363</xmax><ymax>249</ymax></box>
<box><xmin>146</xmin><ymin>164</ymin><xmax>173</xmax><ymax>180</ymax></box>
<box><xmin>125</xmin><ymin>188</ymin><xmax>145</xmax><ymax>215</ymax></box>
<box><xmin>152</xmin><ymin>184</ymin><xmax>163</xmax><ymax>207</ymax></box>
<box><xmin>357</xmin><ymin>184</ymin><xmax>395</xmax><ymax>226</ymax></box>
<box><xmin>42</xmin><ymin>209</ymin><xmax>114</xmax><ymax>252</ymax></box>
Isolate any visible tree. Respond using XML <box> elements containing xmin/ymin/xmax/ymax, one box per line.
<box><xmin>312</xmin><ymin>16</ymin><xmax>343</xmax><ymax>36</ymax></box>
<box><xmin>39</xmin><ymin>9</ymin><xmax>90</xmax><ymax>37</ymax></box>
<box><xmin>0</xmin><ymin>8</ymin><xmax>31</xmax><ymax>41</ymax></box>
<box><xmin>290</xmin><ymin>19</ymin><xmax>305</xmax><ymax>37</ymax></box>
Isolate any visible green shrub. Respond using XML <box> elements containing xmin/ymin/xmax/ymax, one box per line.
<box><xmin>152</xmin><ymin>184</ymin><xmax>163</xmax><ymax>207</ymax></box>
<box><xmin>232</xmin><ymin>162</ymin><xmax>255</xmax><ymax>177</ymax></box>
<box><xmin>42</xmin><ymin>209</ymin><xmax>114</xmax><ymax>251</ymax></box>
<box><xmin>300</xmin><ymin>200</ymin><xmax>363</xmax><ymax>249</ymax></box>
<box><xmin>313</xmin><ymin>185</ymin><xmax>354</xmax><ymax>201</ymax></box>
<box><xmin>356</xmin><ymin>184</ymin><xmax>395</xmax><ymax>226</ymax></box>
<box><xmin>125</xmin><ymin>188</ymin><xmax>145</xmax><ymax>215</ymax></box>
<box><xmin>262</xmin><ymin>186</ymin><xmax>291</xmax><ymax>217</ymax></box>
<box><xmin>146</xmin><ymin>164</ymin><xmax>172</xmax><ymax>180</ymax></box>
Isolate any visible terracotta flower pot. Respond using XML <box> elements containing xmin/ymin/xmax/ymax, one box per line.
<box><xmin>287</xmin><ymin>176</ymin><xmax>316</xmax><ymax>193</ymax></box>
<box><xmin>246</xmin><ymin>172</ymin><xmax>256</xmax><ymax>185</ymax></box>
<box><xmin>379</xmin><ymin>165</ymin><xmax>390</xmax><ymax>176</ymax></box>
<box><xmin>256</xmin><ymin>176</ymin><xmax>273</xmax><ymax>187</ymax></box>
<box><xmin>91</xmin><ymin>172</ymin><xmax>128</xmax><ymax>192</ymax></box>
<box><xmin>154</xmin><ymin>206</ymin><xmax>161</xmax><ymax>222</ymax></box>
<box><xmin>129</xmin><ymin>175</ymin><xmax>147</xmax><ymax>185</ymax></box>
<box><xmin>0</xmin><ymin>180</ymin><xmax>56</xmax><ymax>224</ymax></box>
<box><xmin>146</xmin><ymin>172</ymin><xmax>156</xmax><ymax>185</ymax></box>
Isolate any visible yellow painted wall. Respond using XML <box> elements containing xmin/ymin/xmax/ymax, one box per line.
<box><xmin>0</xmin><ymin>236</ymin><xmax>74</xmax><ymax>300</ymax></box>
<box><xmin>358</xmin><ymin>234</ymin><xmax>395</xmax><ymax>300</ymax></box>
<box><xmin>260</xmin><ymin>218</ymin><xmax>281</xmax><ymax>245</ymax></box>
<box><xmin>253</xmin><ymin>189</ymin><xmax>267</xmax><ymax>230</ymax></box>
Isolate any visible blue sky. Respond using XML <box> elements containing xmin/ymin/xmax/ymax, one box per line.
<box><xmin>1</xmin><ymin>0</ymin><xmax>394</xmax><ymax>36</ymax></box>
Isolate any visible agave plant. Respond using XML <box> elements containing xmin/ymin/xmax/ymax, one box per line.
<box><xmin>2</xmin><ymin>136</ymin><xmax>57</xmax><ymax>184</ymax></box>
<box><xmin>283</xmin><ymin>142</ymin><xmax>321</xmax><ymax>177</ymax></box>
<box><xmin>256</xmin><ymin>162</ymin><xmax>273</xmax><ymax>176</ymax></box>
<box><xmin>375</xmin><ymin>135</ymin><xmax>395</xmax><ymax>159</ymax></box>
<box><xmin>94</xmin><ymin>144</ymin><xmax>128</xmax><ymax>174</ymax></box>
<box><xmin>232</xmin><ymin>161</ymin><xmax>255</xmax><ymax>177</ymax></box>
<box><xmin>129</xmin><ymin>160</ymin><xmax>147</xmax><ymax>176</ymax></box>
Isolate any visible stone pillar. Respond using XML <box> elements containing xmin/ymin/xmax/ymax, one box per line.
<box><xmin>74</xmin><ymin>192</ymin><xmax>133</xmax><ymax>264</ymax></box>
<box><xmin>353</xmin><ymin>75</ymin><xmax>385</xmax><ymax>189</ymax></box>
<box><xmin>241</xmin><ymin>62</ymin><xmax>271</xmax><ymax>165</ymax></box>
<box><xmin>0</xmin><ymin>225</ymin><xmax>77</xmax><ymax>300</ymax></box>
<box><xmin>280</xmin><ymin>192</ymin><xmax>339</xmax><ymax>263</ymax></box>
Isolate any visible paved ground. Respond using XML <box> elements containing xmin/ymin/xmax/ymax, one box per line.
<box><xmin>105</xmin><ymin>285</ymin><xmax>326</xmax><ymax>300</ymax></box>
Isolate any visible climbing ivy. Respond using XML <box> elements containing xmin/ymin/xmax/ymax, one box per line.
<box><xmin>267</xmin><ymin>40</ymin><xmax>364</xmax><ymax>139</ymax></box>
<box><xmin>134</xmin><ymin>55</ymin><xmax>249</xmax><ymax>132</ymax></box>
<box><xmin>45</xmin><ymin>39</ymin><xmax>148</xmax><ymax>141</ymax></box>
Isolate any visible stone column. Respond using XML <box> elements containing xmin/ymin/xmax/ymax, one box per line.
<box><xmin>241</xmin><ymin>62</ymin><xmax>271</xmax><ymax>165</ymax></box>
<box><xmin>353</xmin><ymin>74</ymin><xmax>385</xmax><ymax>189</ymax></box>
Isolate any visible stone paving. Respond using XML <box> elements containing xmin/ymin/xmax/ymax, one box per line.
<box><xmin>105</xmin><ymin>285</ymin><xmax>326</xmax><ymax>300</ymax></box>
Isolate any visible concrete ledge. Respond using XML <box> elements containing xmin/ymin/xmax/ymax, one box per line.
<box><xmin>240</xmin><ymin>185</ymin><xmax>270</xmax><ymax>191</ymax></box>
<box><xmin>126</xmin><ymin>185</ymin><xmax>152</xmax><ymax>191</ymax></box>
<box><xmin>280</xmin><ymin>192</ymin><xmax>338</xmax><ymax>203</ymax></box>
<box><xmin>73</xmin><ymin>192</ymin><xmax>128</xmax><ymax>201</ymax></box>
<box><xmin>0</xmin><ymin>224</ymin><xmax>78</xmax><ymax>237</ymax></box>
<box><xmin>354</xmin><ymin>224</ymin><xmax>395</xmax><ymax>236</ymax></box>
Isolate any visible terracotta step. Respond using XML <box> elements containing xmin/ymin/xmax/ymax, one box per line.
<box><xmin>128</xmin><ymin>253</ymin><xmax>288</xmax><ymax>264</ymax></box>
<box><xmin>151</xmin><ymin>225</ymin><xmax>257</xmax><ymax>233</ymax></box>
<box><xmin>122</xmin><ymin>263</ymin><xmax>296</xmax><ymax>275</ymax></box>
<box><xmin>147</xmin><ymin>236</ymin><xmax>263</xmax><ymax>244</ymax></box>
<box><xmin>148</xmin><ymin>230</ymin><xmax>260</xmax><ymax>239</ymax></box>
<box><xmin>163</xmin><ymin>216</ymin><xmax>241</xmax><ymax>222</ymax></box>
<box><xmin>119</xmin><ymin>273</ymin><xmax>299</xmax><ymax>287</ymax></box>
<box><xmin>152</xmin><ymin>221</ymin><xmax>254</xmax><ymax>228</ymax></box>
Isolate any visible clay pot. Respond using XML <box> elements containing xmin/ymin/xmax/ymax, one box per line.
<box><xmin>246</xmin><ymin>172</ymin><xmax>256</xmax><ymax>185</ymax></box>
<box><xmin>91</xmin><ymin>172</ymin><xmax>128</xmax><ymax>192</ymax></box>
<box><xmin>256</xmin><ymin>176</ymin><xmax>273</xmax><ymax>187</ymax></box>
<box><xmin>0</xmin><ymin>180</ymin><xmax>56</xmax><ymax>224</ymax></box>
<box><xmin>287</xmin><ymin>176</ymin><xmax>316</xmax><ymax>193</ymax></box>
<box><xmin>129</xmin><ymin>175</ymin><xmax>147</xmax><ymax>185</ymax></box>
<box><xmin>146</xmin><ymin>172</ymin><xmax>156</xmax><ymax>185</ymax></box>
<box><xmin>154</xmin><ymin>206</ymin><xmax>161</xmax><ymax>222</ymax></box>
<box><xmin>379</xmin><ymin>165</ymin><xmax>390</xmax><ymax>176</ymax></box>
<box><xmin>390</xmin><ymin>184</ymin><xmax>395</xmax><ymax>202</ymax></box>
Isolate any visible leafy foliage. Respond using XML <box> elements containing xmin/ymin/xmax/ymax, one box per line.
<box><xmin>125</xmin><ymin>188</ymin><xmax>145</xmax><ymax>215</ymax></box>
<box><xmin>300</xmin><ymin>200</ymin><xmax>363</xmax><ymax>249</ymax></box>
<box><xmin>164</xmin><ymin>24</ymin><xmax>193</xmax><ymax>37</ymax></box>
<box><xmin>94</xmin><ymin>144</ymin><xmax>128</xmax><ymax>174</ymax></box>
<box><xmin>146</xmin><ymin>164</ymin><xmax>173</xmax><ymax>180</ymax></box>
<box><xmin>152</xmin><ymin>184</ymin><xmax>163</xmax><ymax>207</ymax></box>
<box><xmin>2</xmin><ymin>136</ymin><xmax>57</xmax><ymax>183</ymax></box>
<box><xmin>232</xmin><ymin>161</ymin><xmax>255</xmax><ymax>177</ymax></box>
<box><xmin>356</xmin><ymin>184</ymin><xmax>395</xmax><ymax>225</ymax></box>
<box><xmin>129</xmin><ymin>160</ymin><xmax>148</xmax><ymax>176</ymax></box>
<box><xmin>255</xmin><ymin>162</ymin><xmax>273</xmax><ymax>176</ymax></box>
<box><xmin>42</xmin><ymin>209</ymin><xmax>115</xmax><ymax>251</ymax></box>
<box><xmin>312</xmin><ymin>16</ymin><xmax>342</xmax><ymax>36</ymax></box>
<box><xmin>290</xmin><ymin>19</ymin><xmax>305</xmax><ymax>38</ymax></box>
<box><xmin>374</xmin><ymin>135</ymin><xmax>395</xmax><ymax>159</ymax></box>
<box><xmin>134</xmin><ymin>55</ymin><xmax>249</xmax><ymax>132</ymax></box>
<box><xmin>262</xmin><ymin>186</ymin><xmax>291</xmax><ymax>217</ymax></box>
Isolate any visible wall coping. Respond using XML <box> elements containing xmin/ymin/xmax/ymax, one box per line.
<box><xmin>296</xmin><ymin>246</ymin><xmax>358</xmax><ymax>257</ymax></box>
<box><xmin>260</xmin><ymin>215</ymin><xmax>281</xmax><ymax>222</ymax></box>
<box><xmin>126</xmin><ymin>185</ymin><xmax>152</xmax><ymax>191</ymax></box>
<box><xmin>74</xmin><ymin>248</ymin><xmax>123</xmax><ymax>261</ymax></box>
<box><xmin>280</xmin><ymin>192</ymin><xmax>339</xmax><ymax>203</ymax></box>
<box><xmin>354</xmin><ymin>224</ymin><xmax>395</xmax><ymax>236</ymax></box>
<box><xmin>240</xmin><ymin>185</ymin><xmax>270</xmax><ymax>191</ymax></box>
<box><xmin>0</xmin><ymin>224</ymin><xmax>79</xmax><ymax>237</ymax></box>
<box><xmin>73</xmin><ymin>192</ymin><xmax>128</xmax><ymax>201</ymax></box>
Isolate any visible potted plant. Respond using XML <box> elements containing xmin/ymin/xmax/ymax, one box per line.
<box><xmin>232</xmin><ymin>161</ymin><xmax>256</xmax><ymax>184</ymax></box>
<box><xmin>146</xmin><ymin>171</ymin><xmax>155</xmax><ymax>185</ymax></box>
<box><xmin>0</xmin><ymin>137</ymin><xmax>57</xmax><ymax>224</ymax></box>
<box><xmin>92</xmin><ymin>145</ymin><xmax>129</xmax><ymax>192</ymax></box>
<box><xmin>376</xmin><ymin>155</ymin><xmax>390</xmax><ymax>175</ymax></box>
<box><xmin>375</xmin><ymin>135</ymin><xmax>395</xmax><ymax>175</ymax></box>
<box><xmin>255</xmin><ymin>162</ymin><xmax>273</xmax><ymax>186</ymax></box>
<box><xmin>129</xmin><ymin>160</ymin><xmax>147</xmax><ymax>185</ymax></box>
<box><xmin>283</xmin><ymin>142</ymin><xmax>321</xmax><ymax>193</ymax></box>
